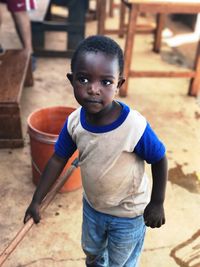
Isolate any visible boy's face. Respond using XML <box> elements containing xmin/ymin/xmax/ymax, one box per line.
<box><xmin>67</xmin><ymin>51</ymin><xmax>124</xmax><ymax>114</ymax></box>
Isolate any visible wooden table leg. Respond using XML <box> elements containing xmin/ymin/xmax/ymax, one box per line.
<box><xmin>153</xmin><ymin>14</ymin><xmax>165</xmax><ymax>53</ymax></box>
<box><xmin>24</xmin><ymin>55</ymin><xmax>34</xmax><ymax>87</ymax></box>
<box><xmin>97</xmin><ymin>0</ymin><xmax>106</xmax><ymax>35</ymax></box>
<box><xmin>109</xmin><ymin>0</ymin><xmax>114</xmax><ymax>17</ymax></box>
<box><xmin>119</xmin><ymin>1</ymin><xmax>126</xmax><ymax>38</ymax></box>
<box><xmin>67</xmin><ymin>0</ymin><xmax>87</xmax><ymax>50</ymax></box>
<box><xmin>188</xmin><ymin>40</ymin><xmax>200</xmax><ymax>96</ymax></box>
<box><xmin>119</xmin><ymin>4</ymin><xmax>139</xmax><ymax>97</ymax></box>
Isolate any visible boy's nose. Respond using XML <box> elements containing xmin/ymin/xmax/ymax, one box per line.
<box><xmin>87</xmin><ymin>83</ymin><xmax>100</xmax><ymax>94</ymax></box>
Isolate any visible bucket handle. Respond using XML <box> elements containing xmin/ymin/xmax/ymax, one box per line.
<box><xmin>31</xmin><ymin>158</ymin><xmax>42</xmax><ymax>176</ymax></box>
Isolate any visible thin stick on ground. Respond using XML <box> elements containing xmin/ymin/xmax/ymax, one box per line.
<box><xmin>0</xmin><ymin>158</ymin><xmax>79</xmax><ymax>267</ymax></box>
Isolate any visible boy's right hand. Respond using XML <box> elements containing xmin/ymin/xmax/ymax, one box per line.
<box><xmin>24</xmin><ymin>202</ymin><xmax>41</xmax><ymax>224</ymax></box>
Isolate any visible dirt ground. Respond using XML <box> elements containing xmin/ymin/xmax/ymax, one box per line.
<box><xmin>0</xmin><ymin>3</ymin><xmax>200</xmax><ymax>267</ymax></box>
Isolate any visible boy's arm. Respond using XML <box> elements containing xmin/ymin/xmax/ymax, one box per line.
<box><xmin>143</xmin><ymin>155</ymin><xmax>168</xmax><ymax>228</ymax></box>
<box><xmin>24</xmin><ymin>152</ymin><xmax>68</xmax><ymax>224</ymax></box>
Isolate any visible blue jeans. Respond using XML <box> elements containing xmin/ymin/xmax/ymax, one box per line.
<box><xmin>82</xmin><ymin>198</ymin><xmax>146</xmax><ymax>267</ymax></box>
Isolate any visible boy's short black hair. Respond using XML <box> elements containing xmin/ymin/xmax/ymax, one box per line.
<box><xmin>71</xmin><ymin>35</ymin><xmax>124</xmax><ymax>76</ymax></box>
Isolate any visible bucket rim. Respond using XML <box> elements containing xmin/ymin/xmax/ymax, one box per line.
<box><xmin>27</xmin><ymin>105</ymin><xmax>76</xmax><ymax>138</ymax></box>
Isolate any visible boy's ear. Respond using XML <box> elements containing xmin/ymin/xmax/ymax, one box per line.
<box><xmin>66</xmin><ymin>73</ymin><xmax>73</xmax><ymax>85</ymax></box>
<box><xmin>117</xmin><ymin>78</ymin><xmax>125</xmax><ymax>88</ymax></box>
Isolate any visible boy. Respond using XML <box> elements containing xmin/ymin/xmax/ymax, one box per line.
<box><xmin>24</xmin><ymin>35</ymin><xmax>168</xmax><ymax>267</ymax></box>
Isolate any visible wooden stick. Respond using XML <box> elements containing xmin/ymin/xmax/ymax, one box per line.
<box><xmin>0</xmin><ymin>158</ymin><xmax>79</xmax><ymax>267</ymax></box>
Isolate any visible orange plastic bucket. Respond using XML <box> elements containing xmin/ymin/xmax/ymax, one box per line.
<box><xmin>27</xmin><ymin>106</ymin><xmax>81</xmax><ymax>193</ymax></box>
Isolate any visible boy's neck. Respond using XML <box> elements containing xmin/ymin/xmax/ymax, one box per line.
<box><xmin>85</xmin><ymin>101</ymin><xmax>122</xmax><ymax>127</ymax></box>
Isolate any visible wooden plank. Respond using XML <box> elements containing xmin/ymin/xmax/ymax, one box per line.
<box><xmin>0</xmin><ymin>49</ymin><xmax>33</xmax><ymax>148</ymax></box>
<box><xmin>125</xmin><ymin>0</ymin><xmax>200</xmax><ymax>14</ymax></box>
<box><xmin>0</xmin><ymin>105</ymin><xmax>22</xmax><ymax>139</ymax></box>
<box><xmin>33</xmin><ymin>49</ymin><xmax>74</xmax><ymax>58</ymax></box>
<box><xmin>139</xmin><ymin>5</ymin><xmax>200</xmax><ymax>14</ymax></box>
<box><xmin>127</xmin><ymin>0</ymin><xmax>200</xmax><ymax>4</ymax></box>
<box><xmin>0</xmin><ymin>104</ymin><xmax>24</xmax><ymax>148</ymax></box>
<box><xmin>41</xmin><ymin>21</ymin><xmax>84</xmax><ymax>32</ymax></box>
<box><xmin>0</xmin><ymin>50</ymin><xmax>31</xmax><ymax>104</ymax></box>
<box><xmin>103</xmin><ymin>25</ymin><xmax>155</xmax><ymax>35</ymax></box>
<box><xmin>129</xmin><ymin>70</ymin><xmax>196</xmax><ymax>77</ymax></box>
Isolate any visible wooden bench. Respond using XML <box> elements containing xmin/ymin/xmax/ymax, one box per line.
<box><xmin>29</xmin><ymin>0</ymin><xmax>87</xmax><ymax>57</ymax></box>
<box><xmin>118</xmin><ymin>0</ymin><xmax>200</xmax><ymax>97</ymax></box>
<box><xmin>0</xmin><ymin>49</ymin><xmax>33</xmax><ymax>148</ymax></box>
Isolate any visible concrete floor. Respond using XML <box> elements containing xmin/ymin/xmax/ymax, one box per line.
<box><xmin>0</xmin><ymin>4</ymin><xmax>200</xmax><ymax>267</ymax></box>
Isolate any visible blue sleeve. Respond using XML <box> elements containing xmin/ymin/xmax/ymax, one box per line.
<box><xmin>54</xmin><ymin>119</ymin><xmax>77</xmax><ymax>159</ymax></box>
<box><xmin>134</xmin><ymin>123</ymin><xmax>166</xmax><ymax>164</ymax></box>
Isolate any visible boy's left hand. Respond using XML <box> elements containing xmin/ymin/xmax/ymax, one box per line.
<box><xmin>143</xmin><ymin>201</ymin><xmax>165</xmax><ymax>228</ymax></box>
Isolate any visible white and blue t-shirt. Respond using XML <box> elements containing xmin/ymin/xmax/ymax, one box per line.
<box><xmin>55</xmin><ymin>102</ymin><xmax>165</xmax><ymax>218</ymax></box>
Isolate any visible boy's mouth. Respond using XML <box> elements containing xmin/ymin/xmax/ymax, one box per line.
<box><xmin>85</xmin><ymin>99</ymin><xmax>102</xmax><ymax>104</ymax></box>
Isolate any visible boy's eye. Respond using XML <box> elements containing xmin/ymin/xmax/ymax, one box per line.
<box><xmin>78</xmin><ymin>77</ymin><xmax>89</xmax><ymax>84</ymax></box>
<box><xmin>102</xmin><ymin>80</ymin><xmax>112</xmax><ymax>86</ymax></box>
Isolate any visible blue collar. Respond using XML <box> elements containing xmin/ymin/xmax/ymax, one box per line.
<box><xmin>80</xmin><ymin>101</ymin><xmax>130</xmax><ymax>133</ymax></box>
